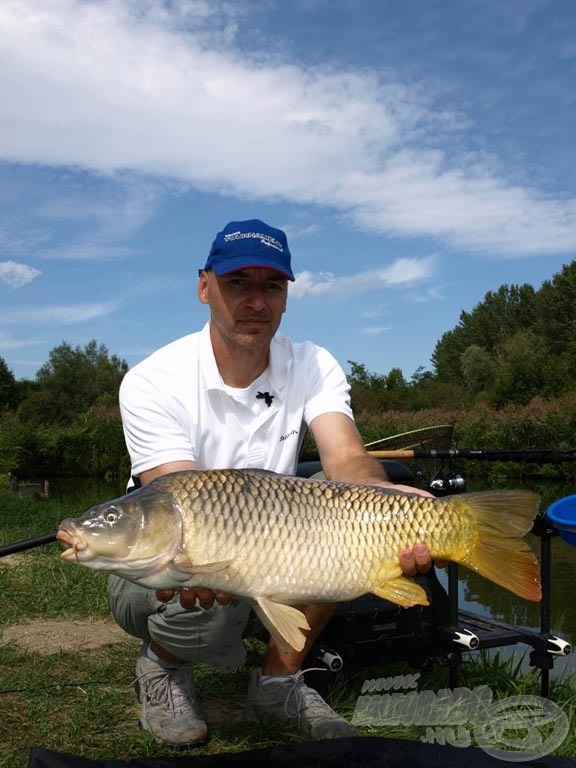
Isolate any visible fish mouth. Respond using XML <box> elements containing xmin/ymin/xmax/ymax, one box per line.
<box><xmin>56</xmin><ymin>526</ymin><xmax>87</xmax><ymax>561</ymax></box>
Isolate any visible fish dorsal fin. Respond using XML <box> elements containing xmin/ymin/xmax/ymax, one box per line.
<box><xmin>170</xmin><ymin>552</ymin><xmax>233</xmax><ymax>576</ymax></box>
<box><xmin>253</xmin><ymin>596</ymin><xmax>310</xmax><ymax>653</ymax></box>
<box><xmin>373</xmin><ymin>576</ymin><xmax>429</xmax><ymax>607</ymax></box>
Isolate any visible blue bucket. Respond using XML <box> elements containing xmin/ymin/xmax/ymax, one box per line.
<box><xmin>547</xmin><ymin>495</ymin><xmax>576</xmax><ymax>546</ymax></box>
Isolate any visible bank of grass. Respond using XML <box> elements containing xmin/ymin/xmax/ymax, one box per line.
<box><xmin>1</xmin><ymin>491</ymin><xmax>575</xmax><ymax>766</ymax></box>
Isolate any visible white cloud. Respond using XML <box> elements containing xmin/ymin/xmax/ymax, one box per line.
<box><xmin>0</xmin><ymin>331</ymin><xmax>45</xmax><ymax>350</ymax></box>
<box><xmin>344</xmin><ymin>156</ymin><xmax>576</xmax><ymax>256</ymax></box>
<box><xmin>0</xmin><ymin>301</ymin><xmax>120</xmax><ymax>325</ymax></box>
<box><xmin>282</xmin><ymin>224</ymin><xmax>321</xmax><ymax>240</ymax></box>
<box><xmin>35</xmin><ymin>181</ymin><xmax>161</xmax><ymax>240</ymax></box>
<box><xmin>36</xmin><ymin>244</ymin><xmax>137</xmax><ymax>261</ymax></box>
<box><xmin>0</xmin><ymin>0</ymin><xmax>575</xmax><ymax>257</ymax></box>
<box><xmin>0</xmin><ymin>225</ymin><xmax>50</xmax><ymax>258</ymax></box>
<box><xmin>0</xmin><ymin>260</ymin><xmax>41</xmax><ymax>288</ymax></box>
<box><xmin>360</xmin><ymin>304</ymin><xmax>389</xmax><ymax>318</ymax></box>
<box><xmin>361</xmin><ymin>325</ymin><xmax>392</xmax><ymax>336</ymax></box>
<box><xmin>290</xmin><ymin>256</ymin><xmax>436</xmax><ymax>298</ymax></box>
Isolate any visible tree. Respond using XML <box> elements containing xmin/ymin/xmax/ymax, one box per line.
<box><xmin>347</xmin><ymin>360</ymin><xmax>391</xmax><ymax>414</ymax></box>
<box><xmin>490</xmin><ymin>331</ymin><xmax>550</xmax><ymax>406</ymax></box>
<box><xmin>431</xmin><ymin>325</ymin><xmax>469</xmax><ymax>382</ymax></box>
<box><xmin>410</xmin><ymin>366</ymin><xmax>434</xmax><ymax>386</ymax></box>
<box><xmin>459</xmin><ymin>284</ymin><xmax>537</xmax><ymax>352</ymax></box>
<box><xmin>385</xmin><ymin>367</ymin><xmax>407</xmax><ymax>391</ymax></box>
<box><xmin>432</xmin><ymin>283</ymin><xmax>537</xmax><ymax>382</ymax></box>
<box><xmin>460</xmin><ymin>345</ymin><xmax>495</xmax><ymax>397</ymax></box>
<box><xmin>347</xmin><ymin>360</ymin><xmax>371</xmax><ymax>387</ymax></box>
<box><xmin>0</xmin><ymin>357</ymin><xmax>17</xmax><ymax>410</ymax></box>
<box><xmin>347</xmin><ymin>360</ymin><xmax>387</xmax><ymax>388</ymax></box>
<box><xmin>534</xmin><ymin>261</ymin><xmax>576</xmax><ymax>388</ymax></box>
<box><xmin>32</xmin><ymin>340</ymin><xmax>129</xmax><ymax>423</ymax></box>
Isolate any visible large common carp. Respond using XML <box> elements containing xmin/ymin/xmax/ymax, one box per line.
<box><xmin>57</xmin><ymin>469</ymin><xmax>541</xmax><ymax>652</ymax></box>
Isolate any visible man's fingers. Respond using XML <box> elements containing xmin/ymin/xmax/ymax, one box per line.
<box><xmin>213</xmin><ymin>590</ymin><xmax>232</xmax><ymax>606</ymax></box>
<box><xmin>400</xmin><ymin>543</ymin><xmax>433</xmax><ymax>576</ymax></box>
<box><xmin>156</xmin><ymin>587</ymin><xmax>233</xmax><ymax>609</ymax></box>
<box><xmin>180</xmin><ymin>587</ymin><xmax>213</xmax><ymax>609</ymax></box>
<box><xmin>414</xmin><ymin>542</ymin><xmax>432</xmax><ymax>571</ymax></box>
<box><xmin>400</xmin><ymin>548</ymin><xmax>417</xmax><ymax>577</ymax></box>
<box><xmin>156</xmin><ymin>589</ymin><xmax>175</xmax><ymax>603</ymax></box>
<box><xmin>391</xmin><ymin>484</ymin><xmax>435</xmax><ymax>498</ymax></box>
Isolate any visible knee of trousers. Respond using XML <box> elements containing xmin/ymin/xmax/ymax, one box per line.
<box><xmin>107</xmin><ymin>575</ymin><xmax>157</xmax><ymax>641</ymax></box>
<box><xmin>148</xmin><ymin>598</ymin><xmax>252</xmax><ymax>668</ymax></box>
<box><xmin>107</xmin><ymin>575</ymin><xmax>252</xmax><ymax>667</ymax></box>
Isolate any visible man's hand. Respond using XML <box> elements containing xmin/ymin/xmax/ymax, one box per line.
<box><xmin>376</xmin><ymin>481</ymin><xmax>434</xmax><ymax>498</ymax></box>
<box><xmin>400</xmin><ymin>542</ymin><xmax>433</xmax><ymax>576</ymax></box>
<box><xmin>156</xmin><ymin>587</ymin><xmax>232</xmax><ymax>609</ymax></box>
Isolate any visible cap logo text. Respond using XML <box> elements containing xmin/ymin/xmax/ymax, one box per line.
<box><xmin>224</xmin><ymin>231</ymin><xmax>284</xmax><ymax>253</ymax></box>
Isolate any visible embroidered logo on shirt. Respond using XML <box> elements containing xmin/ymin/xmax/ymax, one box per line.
<box><xmin>280</xmin><ymin>429</ymin><xmax>299</xmax><ymax>442</ymax></box>
<box><xmin>256</xmin><ymin>391</ymin><xmax>274</xmax><ymax>407</ymax></box>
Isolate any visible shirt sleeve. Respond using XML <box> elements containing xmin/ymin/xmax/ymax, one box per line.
<box><xmin>119</xmin><ymin>368</ymin><xmax>197</xmax><ymax>476</ymax></box>
<box><xmin>303</xmin><ymin>344</ymin><xmax>354</xmax><ymax>426</ymax></box>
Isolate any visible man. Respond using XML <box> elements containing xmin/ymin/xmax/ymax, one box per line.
<box><xmin>108</xmin><ymin>218</ymin><xmax>433</xmax><ymax>746</ymax></box>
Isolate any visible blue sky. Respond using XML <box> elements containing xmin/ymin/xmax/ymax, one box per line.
<box><xmin>1</xmin><ymin>0</ymin><xmax>575</xmax><ymax>383</ymax></box>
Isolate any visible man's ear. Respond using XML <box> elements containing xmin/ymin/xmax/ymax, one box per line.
<box><xmin>198</xmin><ymin>271</ymin><xmax>209</xmax><ymax>304</ymax></box>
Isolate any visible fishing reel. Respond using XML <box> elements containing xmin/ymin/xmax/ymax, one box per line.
<box><xmin>314</xmin><ymin>646</ymin><xmax>344</xmax><ymax>672</ymax></box>
<box><xmin>428</xmin><ymin>472</ymin><xmax>466</xmax><ymax>496</ymax></box>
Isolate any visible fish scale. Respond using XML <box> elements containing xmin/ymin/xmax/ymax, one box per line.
<box><xmin>57</xmin><ymin>468</ymin><xmax>542</xmax><ymax>653</ymax></box>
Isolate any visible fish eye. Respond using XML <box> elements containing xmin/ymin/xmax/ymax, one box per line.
<box><xmin>104</xmin><ymin>508</ymin><xmax>120</xmax><ymax>524</ymax></box>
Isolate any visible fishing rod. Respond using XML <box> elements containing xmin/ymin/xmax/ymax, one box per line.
<box><xmin>0</xmin><ymin>530</ymin><xmax>57</xmax><ymax>559</ymax></box>
<box><xmin>366</xmin><ymin>448</ymin><xmax>576</xmax><ymax>463</ymax></box>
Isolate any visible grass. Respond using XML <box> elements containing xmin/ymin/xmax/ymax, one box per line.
<box><xmin>1</xmin><ymin>489</ymin><xmax>575</xmax><ymax>766</ymax></box>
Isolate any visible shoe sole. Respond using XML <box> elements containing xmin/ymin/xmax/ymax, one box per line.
<box><xmin>138</xmin><ymin>718</ymin><xmax>209</xmax><ymax>748</ymax></box>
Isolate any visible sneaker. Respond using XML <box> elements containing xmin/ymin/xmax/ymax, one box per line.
<box><xmin>134</xmin><ymin>645</ymin><xmax>208</xmax><ymax>746</ymax></box>
<box><xmin>244</xmin><ymin>668</ymin><xmax>359</xmax><ymax>740</ymax></box>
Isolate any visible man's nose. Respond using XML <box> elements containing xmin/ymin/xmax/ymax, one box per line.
<box><xmin>244</xmin><ymin>286</ymin><xmax>266</xmax><ymax>309</ymax></box>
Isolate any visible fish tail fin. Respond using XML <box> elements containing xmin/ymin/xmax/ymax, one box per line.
<box><xmin>454</xmin><ymin>490</ymin><xmax>542</xmax><ymax>601</ymax></box>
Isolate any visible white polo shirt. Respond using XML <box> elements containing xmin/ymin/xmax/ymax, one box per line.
<box><xmin>119</xmin><ymin>323</ymin><xmax>353</xmax><ymax>478</ymax></box>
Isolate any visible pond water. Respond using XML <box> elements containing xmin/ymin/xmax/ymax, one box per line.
<box><xmin>50</xmin><ymin>473</ymin><xmax>576</xmax><ymax>680</ymax></box>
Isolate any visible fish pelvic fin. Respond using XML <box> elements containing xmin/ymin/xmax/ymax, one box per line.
<box><xmin>453</xmin><ymin>490</ymin><xmax>542</xmax><ymax>601</ymax></box>
<box><xmin>372</xmin><ymin>576</ymin><xmax>429</xmax><ymax>607</ymax></box>
<box><xmin>253</xmin><ymin>597</ymin><xmax>310</xmax><ymax>653</ymax></box>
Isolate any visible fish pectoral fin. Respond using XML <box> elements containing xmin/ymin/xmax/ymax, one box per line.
<box><xmin>253</xmin><ymin>597</ymin><xmax>310</xmax><ymax>653</ymax></box>
<box><xmin>373</xmin><ymin>576</ymin><xmax>429</xmax><ymax>608</ymax></box>
<box><xmin>170</xmin><ymin>554</ymin><xmax>233</xmax><ymax>576</ymax></box>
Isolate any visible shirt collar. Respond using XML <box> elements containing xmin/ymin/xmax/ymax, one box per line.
<box><xmin>201</xmin><ymin>321</ymin><xmax>291</xmax><ymax>396</ymax></box>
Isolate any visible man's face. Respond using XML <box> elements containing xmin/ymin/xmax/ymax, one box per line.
<box><xmin>198</xmin><ymin>267</ymin><xmax>288</xmax><ymax>350</ymax></box>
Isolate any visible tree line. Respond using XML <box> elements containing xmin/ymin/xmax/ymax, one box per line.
<box><xmin>1</xmin><ymin>258</ymin><xmax>575</xmax><ymax>478</ymax></box>
<box><xmin>0</xmin><ymin>341</ymin><xmax>130</xmax><ymax>479</ymax></box>
<box><xmin>348</xmin><ymin>259</ymin><xmax>576</xmax><ymax>413</ymax></box>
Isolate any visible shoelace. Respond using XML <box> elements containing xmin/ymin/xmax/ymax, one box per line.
<box><xmin>281</xmin><ymin>668</ymin><xmax>330</xmax><ymax>723</ymax></box>
<box><xmin>135</xmin><ymin>665</ymin><xmax>197</xmax><ymax>715</ymax></box>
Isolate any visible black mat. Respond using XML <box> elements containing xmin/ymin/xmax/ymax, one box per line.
<box><xmin>28</xmin><ymin>737</ymin><xmax>576</xmax><ymax>768</ymax></box>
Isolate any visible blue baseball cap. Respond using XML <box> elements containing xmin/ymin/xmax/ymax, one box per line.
<box><xmin>200</xmin><ymin>219</ymin><xmax>295</xmax><ymax>281</ymax></box>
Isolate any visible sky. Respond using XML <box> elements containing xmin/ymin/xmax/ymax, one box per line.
<box><xmin>1</xmin><ymin>0</ymin><xmax>575</xmax><ymax>383</ymax></box>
